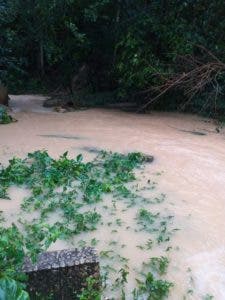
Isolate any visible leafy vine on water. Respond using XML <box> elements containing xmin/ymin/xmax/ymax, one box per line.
<box><xmin>0</xmin><ymin>150</ymin><xmax>203</xmax><ymax>299</ymax></box>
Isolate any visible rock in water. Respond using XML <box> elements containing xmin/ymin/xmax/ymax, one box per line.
<box><xmin>135</xmin><ymin>153</ymin><xmax>154</xmax><ymax>164</ymax></box>
<box><xmin>43</xmin><ymin>97</ymin><xmax>61</xmax><ymax>107</ymax></box>
<box><xmin>143</xmin><ymin>155</ymin><xmax>154</xmax><ymax>163</ymax></box>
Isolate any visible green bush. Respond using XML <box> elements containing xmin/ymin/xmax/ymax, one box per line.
<box><xmin>0</xmin><ymin>106</ymin><xmax>13</xmax><ymax>124</ymax></box>
<box><xmin>1</xmin><ymin>0</ymin><xmax>225</xmax><ymax>114</ymax></box>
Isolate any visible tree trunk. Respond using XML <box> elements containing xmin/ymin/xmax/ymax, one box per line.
<box><xmin>39</xmin><ymin>38</ymin><xmax>44</xmax><ymax>77</ymax></box>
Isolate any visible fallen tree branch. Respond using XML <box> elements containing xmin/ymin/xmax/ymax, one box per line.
<box><xmin>137</xmin><ymin>47</ymin><xmax>225</xmax><ymax>113</ymax></box>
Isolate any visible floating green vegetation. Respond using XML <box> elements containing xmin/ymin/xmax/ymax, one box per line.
<box><xmin>0</xmin><ymin>150</ymin><xmax>144</xmax><ymax>201</ymax></box>
<box><xmin>0</xmin><ymin>150</ymin><xmax>188</xmax><ymax>299</ymax></box>
<box><xmin>0</xmin><ymin>106</ymin><xmax>14</xmax><ymax>124</ymax></box>
<box><xmin>77</xmin><ymin>276</ymin><xmax>101</xmax><ymax>300</ymax></box>
<box><xmin>203</xmin><ymin>295</ymin><xmax>214</xmax><ymax>300</ymax></box>
<box><xmin>0</xmin><ymin>223</ymin><xmax>26</xmax><ymax>280</ymax></box>
<box><xmin>133</xmin><ymin>272</ymin><xmax>173</xmax><ymax>300</ymax></box>
<box><xmin>136</xmin><ymin>208</ymin><xmax>177</xmax><ymax>244</ymax></box>
<box><xmin>0</xmin><ymin>221</ymin><xmax>29</xmax><ymax>299</ymax></box>
<box><xmin>143</xmin><ymin>256</ymin><xmax>170</xmax><ymax>276</ymax></box>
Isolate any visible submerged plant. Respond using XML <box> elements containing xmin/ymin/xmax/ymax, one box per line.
<box><xmin>77</xmin><ymin>276</ymin><xmax>101</xmax><ymax>300</ymax></box>
<box><xmin>136</xmin><ymin>209</ymin><xmax>176</xmax><ymax>244</ymax></box>
<box><xmin>133</xmin><ymin>272</ymin><xmax>173</xmax><ymax>300</ymax></box>
<box><xmin>137</xmin><ymin>209</ymin><xmax>160</xmax><ymax>231</ymax></box>
<box><xmin>144</xmin><ymin>257</ymin><xmax>169</xmax><ymax>276</ymax></box>
<box><xmin>203</xmin><ymin>295</ymin><xmax>214</xmax><ymax>300</ymax></box>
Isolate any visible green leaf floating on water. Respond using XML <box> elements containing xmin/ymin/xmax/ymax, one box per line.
<box><xmin>0</xmin><ymin>150</ymin><xmax>178</xmax><ymax>299</ymax></box>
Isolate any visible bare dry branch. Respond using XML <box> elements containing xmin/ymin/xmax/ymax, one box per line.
<box><xmin>137</xmin><ymin>48</ymin><xmax>225</xmax><ymax>113</ymax></box>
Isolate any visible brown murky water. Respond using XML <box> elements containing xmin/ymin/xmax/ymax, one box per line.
<box><xmin>1</xmin><ymin>95</ymin><xmax>225</xmax><ymax>299</ymax></box>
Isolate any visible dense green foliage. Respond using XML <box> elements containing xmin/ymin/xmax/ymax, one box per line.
<box><xmin>0</xmin><ymin>224</ymin><xmax>25</xmax><ymax>280</ymax></box>
<box><xmin>78</xmin><ymin>276</ymin><xmax>101</xmax><ymax>300</ymax></box>
<box><xmin>0</xmin><ymin>220</ymin><xmax>29</xmax><ymax>300</ymax></box>
<box><xmin>1</xmin><ymin>1</ymin><xmax>225</xmax><ymax>115</ymax></box>
<box><xmin>133</xmin><ymin>272</ymin><xmax>173</xmax><ymax>300</ymax></box>
<box><xmin>0</xmin><ymin>106</ymin><xmax>13</xmax><ymax>124</ymax></box>
<box><xmin>0</xmin><ymin>150</ymin><xmax>146</xmax><ymax>261</ymax></box>
<box><xmin>0</xmin><ymin>278</ymin><xmax>29</xmax><ymax>300</ymax></box>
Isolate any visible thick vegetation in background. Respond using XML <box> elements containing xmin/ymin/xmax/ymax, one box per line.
<box><xmin>1</xmin><ymin>0</ymin><xmax>225</xmax><ymax>116</ymax></box>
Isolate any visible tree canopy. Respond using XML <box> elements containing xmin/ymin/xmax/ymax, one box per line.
<box><xmin>1</xmin><ymin>0</ymin><xmax>225</xmax><ymax>115</ymax></box>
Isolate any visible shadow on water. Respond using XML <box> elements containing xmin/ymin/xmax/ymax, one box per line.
<box><xmin>38</xmin><ymin>134</ymin><xmax>86</xmax><ymax>140</ymax></box>
<box><xmin>78</xmin><ymin>146</ymin><xmax>102</xmax><ymax>154</ymax></box>
<box><xmin>169</xmin><ymin>126</ymin><xmax>207</xmax><ymax>136</ymax></box>
<box><xmin>178</xmin><ymin>129</ymin><xmax>207</xmax><ymax>136</ymax></box>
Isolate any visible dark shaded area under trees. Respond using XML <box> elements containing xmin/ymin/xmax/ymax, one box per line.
<box><xmin>1</xmin><ymin>0</ymin><xmax>225</xmax><ymax>117</ymax></box>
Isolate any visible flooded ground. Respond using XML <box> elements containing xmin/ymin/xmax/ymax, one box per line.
<box><xmin>1</xmin><ymin>95</ymin><xmax>225</xmax><ymax>299</ymax></box>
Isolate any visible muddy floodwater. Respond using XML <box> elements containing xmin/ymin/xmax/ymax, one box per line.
<box><xmin>1</xmin><ymin>95</ymin><xmax>225</xmax><ymax>299</ymax></box>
